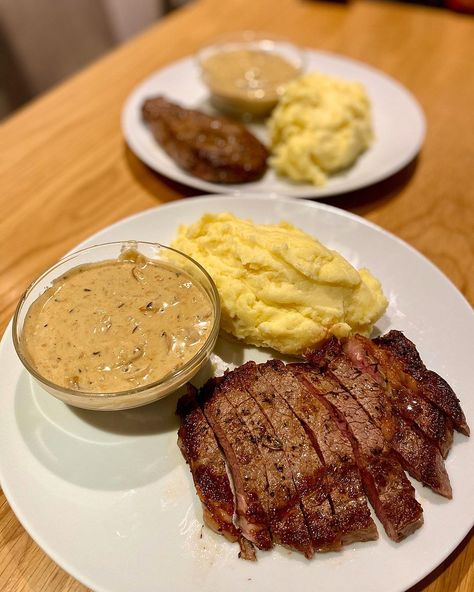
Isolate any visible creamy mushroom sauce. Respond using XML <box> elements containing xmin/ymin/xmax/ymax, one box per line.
<box><xmin>22</xmin><ymin>250</ymin><xmax>214</xmax><ymax>393</ymax></box>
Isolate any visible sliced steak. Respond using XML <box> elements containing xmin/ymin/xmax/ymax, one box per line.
<box><xmin>300</xmin><ymin>366</ymin><xmax>423</xmax><ymax>542</ymax></box>
<box><xmin>198</xmin><ymin>378</ymin><xmax>273</xmax><ymax>551</ymax></box>
<box><xmin>177</xmin><ymin>387</ymin><xmax>256</xmax><ymax>560</ymax></box>
<box><xmin>374</xmin><ymin>330</ymin><xmax>469</xmax><ymax>436</ymax></box>
<box><xmin>310</xmin><ymin>338</ymin><xmax>452</xmax><ymax>498</ymax></box>
<box><xmin>346</xmin><ymin>334</ymin><xmax>453</xmax><ymax>457</ymax></box>
<box><xmin>245</xmin><ymin>361</ymin><xmax>341</xmax><ymax>552</ymax></box>
<box><xmin>279</xmin><ymin>362</ymin><xmax>378</xmax><ymax>544</ymax></box>
<box><xmin>142</xmin><ymin>96</ymin><xmax>268</xmax><ymax>184</ymax></box>
<box><xmin>217</xmin><ymin>365</ymin><xmax>314</xmax><ymax>558</ymax></box>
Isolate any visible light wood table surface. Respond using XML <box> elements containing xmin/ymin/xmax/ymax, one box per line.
<box><xmin>0</xmin><ymin>0</ymin><xmax>473</xmax><ymax>590</ymax></box>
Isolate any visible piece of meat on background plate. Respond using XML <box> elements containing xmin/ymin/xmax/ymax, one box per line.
<box><xmin>142</xmin><ymin>96</ymin><xmax>268</xmax><ymax>184</ymax></box>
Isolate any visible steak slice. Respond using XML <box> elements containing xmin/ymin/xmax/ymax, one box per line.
<box><xmin>346</xmin><ymin>334</ymin><xmax>453</xmax><ymax>457</ymax></box>
<box><xmin>198</xmin><ymin>379</ymin><xmax>273</xmax><ymax>551</ymax></box>
<box><xmin>177</xmin><ymin>387</ymin><xmax>256</xmax><ymax>560</ymax></box>
<box><xmin>310</xmin><ymin>338</ymin><xmax>452</xmax><ymax>498</ymax></box>
<box><xmin>142</xmin><ymin>96</ymin><xmax>268</xmax><ymax>184</ymax></box>
<box><xmin>278</xmin><ymin>362</ymin><xmax>378</xmax><ymax>544</ymax></box>
<box><xmin>217</xmin><ymin>365</ymin><xmax>314</xmax><ymax>558</ymax></box>
<box><xmin>245</xmin><ymin>361</ymin><xmax>341</xmax><ymax>552</ymax></box>
<box><xmin>374</xmin><ymin>330</ymin><xmax>469</xmax><ymax>436</ymax></box>
<box><xmin>300</xmin><ymin>366</ymin><xmax>423</xmax><ymax>542</ymax></box>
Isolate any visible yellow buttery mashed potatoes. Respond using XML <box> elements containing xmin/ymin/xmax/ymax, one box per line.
<box><xmin>268</xmin><ymin>72</ymin><xmax>373</xmax><ymax>186</ymax></box>
<box><xmin>172</xmin><ymin>213</ymin><xmax>387</xmax><ymax>355</ymax></box>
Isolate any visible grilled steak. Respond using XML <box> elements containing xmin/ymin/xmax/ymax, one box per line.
<box><xmin>373</xmin><ymin>331</ymin><xmax>470</xmax><ymax>436</ymax></box>
<box><xmin>309</xmin><ymin>337</ymin><xmax>452</xmax><ymax>498</ymax></box>
<box><xmin>300</xmin><ymin>367</ymin><xmax>423</xmax><ymax>542</ymax></box>
<box><xmin>177</xmin><ymin>386</ymin><xmax>256</xmax><ymax>560</ymax></box>
<box><xmin>247</xmin><ymin>361</ymin><xmax>341</xmax><ymax>552</ymax></box>
<box><xmin>216</xmin><ymin>364</ymin><xmax>314</xmax><ymax>557</ymax></box>
<box><xmin>272</xmin><ymin>362</ymin><xmax>378</xmax><ymax>544</ymax></box>
<box><xmin>142</xmin><ymin>96</ymin><xmax>268</xmax><ymax>184</ymax></box>
<box><xmin>177</xmin><ymin>330</ymin><xmax>468</xmax><ymax>559</ymax></box>
<box><xmin>198</xmin><ymin>378</ymin><xmax>273</xmax><ymax>551</ymax></box>
<box><xmin>345</xmin><ymin>335</ymin><xmax>453</xmax><ymax>457</ymax></box>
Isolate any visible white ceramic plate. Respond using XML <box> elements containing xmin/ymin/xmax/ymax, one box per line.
<box><xmin>1</xmin><ymin>195</ymin><xmax>472</xmax><ymax>592</ymax></box>
<box><xmin>122</xmin><ymin>50</ymin><xmax>425</xmax><ymax>198</ymax></box>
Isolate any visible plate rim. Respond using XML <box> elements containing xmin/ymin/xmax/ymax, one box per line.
<box><xmin>121</xmin><ymin>48</ymin><xmax>426</xmax><ymax>199</ymax></box>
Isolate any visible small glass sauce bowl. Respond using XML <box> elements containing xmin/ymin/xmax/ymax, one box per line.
<box><xmin>197</xmin><ymin>31</ymin><xmax>305</xmax><ymax>120</ymax></box>
<box><xmin>12</xmin><ymin>241</ymin><xmax>220</xmax><ymax>411</ymax></box>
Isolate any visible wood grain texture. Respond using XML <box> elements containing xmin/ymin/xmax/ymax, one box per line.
<box><xmin>0</xmin><ymin>0</ymin><xmax>472</xmax><ymax>590</ymax></box>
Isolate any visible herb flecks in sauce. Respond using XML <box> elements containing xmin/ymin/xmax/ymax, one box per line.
<box><xmin>22</xmin><ymin>251</ymin><xmax>213</xmax><ymax>393</ymax></box>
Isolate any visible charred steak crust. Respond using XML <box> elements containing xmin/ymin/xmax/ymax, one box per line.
<box><xmin>287</xmin><ymin>363</ymin><xmax>378</xmax><ymax>544</ymax></box>
<box><xmin>312</xmin><ymin>338</ymin><xmax>452</xmax><ymax>498</ymax></box>
<box><xmin>197</xmin><ymin>378</ymin><xmax>274</xmax><ymax>551</ymax></box>
<box><xmin>300</xmin><ymin>366</ymin><xmax>424</xmax><ymax>542</ymax></box>
<box><xmin>177</xmin><ymin>387</ymin><xmax>256</xmax><ymax>560</ymax></box>
<box><xmin>177</xmin><ymin>330</ymin><xmax>468</xmax><ymax>558</ymax></box>
<box><xmin>216</xmin><ymin>363</ymin><xmax>314</xmax><ymax>558</ymax></box>
<box><xmin>177</xmin><ymin>387</ymin><xmax>238</xmax><ymax>539</ymax></box>
<box><xmin>244</xmin><ymin>360</ymin><xmax>341</xmax><ymax>552</ymax></box>
<box><xmin>373</xmin><ymin>331</ymin><xmax>469</xmax><ymax>436</ymax></box>
<box><xmin>142</xmin><ymin>96</ymin><xmax>268</xmax><ymax>184</ymax></box>
<box><xmin>350</xmin><ymin>335</ymin><xmax>454</xmax><ymax>457</ymax></box>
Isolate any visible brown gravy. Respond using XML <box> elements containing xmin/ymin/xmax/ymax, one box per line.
<box><xmin>201</xmin><ymin>49</ymin><xmax>300</xmax><ymax>117</ymax></box>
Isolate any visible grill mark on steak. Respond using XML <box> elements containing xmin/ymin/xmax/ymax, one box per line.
<box><xmin>311</xmin><ymin>338</ymin><xmax>452</xmax><ymax>498</ymax></box>
<box><xmin>217</xmin><ymin>364</ymin><xmax>314</xmax><ymax>558</ymax></box>
<box><xmin>142</xmin><ymin>96</ymin><xmax>268</xmax><ymax>184</ymax></box>
<box><xmin>177</xmin><ymin>386</ymin><xmax>256</xmax><ymax>560</ymax></box>
<box><xmin>374</xmin><ymin>331</ymin><xmax>469</xmax><ymax>436</ymax></box>
<box><xmin>300</xmin><ymin>366</ymin><xmax>423</xmax><ymax>542</ymax></box>
<box><xmin>346</xmin><ymin>334</ymin><xmax>453</xmax><ymax>457</ymax></box>
<box><xmin>247</xmin><ymin>361</ymin><xmax>342</xmax><ymax>552</ymax></box>
<box><xmin>198</xmin><ymin>379</ymin><xmax>273</xmax><ymax>551</ymax></box>
<box><xmin>287</xmin><ymin>363</ymin><xmax>378</xmax><ymax>544</ymax></box>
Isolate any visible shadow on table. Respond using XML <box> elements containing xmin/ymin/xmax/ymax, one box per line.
<box><xmin>318</xmin><ymin>157</ymin><xmax>419</xmax><ymax>215</ymax></box>
<box><xmin>124</xmin><ymin>139</ymin><xmax>419</xmax><ymax>212</ymax></box>
<box><xmin>124</xmin><ymin>144</ymin><xmax>200</xmax><ymax>200</ymax></box>
<box><xmin>406</xmin><ymin>525</ymin><xmax>473</xmax><ymax>592</ymax></box>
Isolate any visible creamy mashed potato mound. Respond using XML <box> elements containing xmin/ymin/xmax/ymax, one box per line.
<box><xmin>268</xmin><ymin>72</ymin><xmax>373</xmax><ymax>186</ymax></box>
<box><xmin>172</xmin><ymin>213</ymin><xmax>387</xmax><ymax>355</ymax></box>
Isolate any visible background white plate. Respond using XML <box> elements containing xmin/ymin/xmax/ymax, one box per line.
<box><xmin>122</xmin><ymin>50</ymin><xmax>426</xmax><ymax>198</ymax></box>
<box><xmin>1</xmin><ymin>195</ymin><xmax>472</xmax><ymax>592</ymax></box>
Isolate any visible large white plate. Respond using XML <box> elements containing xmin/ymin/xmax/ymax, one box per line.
<box><xmin>1</xmin><ymin>195</ymin><xmax>472</xmax><ymax>592</ymax></box>
<box><xmin>122</xmin><ymin>50</ymin><xmax>425</xmax><ymax>198</ymax></box>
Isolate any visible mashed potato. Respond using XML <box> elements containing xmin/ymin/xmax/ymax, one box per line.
<box><xmin>268</xmin><ymin>72</ymin><xmax>373</xmax><ymax>186</ymax></box>
<box><xmin>172</xmin><ymin>213</ymin><xmax>387</xmax><ymax>355</ymax></box>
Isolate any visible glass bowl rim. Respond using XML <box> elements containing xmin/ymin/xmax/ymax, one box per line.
<box><xmin>196</xmin><ymin>30</ymin><xmax>307</xmax><ymax>72</ymax></box>
<box><xmin>12</xmin><ymin>240</ymin><xmax>221</xmax><ymax>400</ymax></box>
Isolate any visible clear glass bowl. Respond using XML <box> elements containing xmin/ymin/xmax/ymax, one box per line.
<box><xmin>12</xmin><ymin>241</ymin><xmax>220</xmax><ymax>411</ymax></box>
<box><xmin>197</xmin><ymin>31</ymin><xmax>305</xmax><ymax>119</ymax></box>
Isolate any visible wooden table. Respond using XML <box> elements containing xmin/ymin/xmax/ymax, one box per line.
<box><xmin>0</xmin><ymin>0</ymin><xmax>473</xmax><ymax>590</ymax></box>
